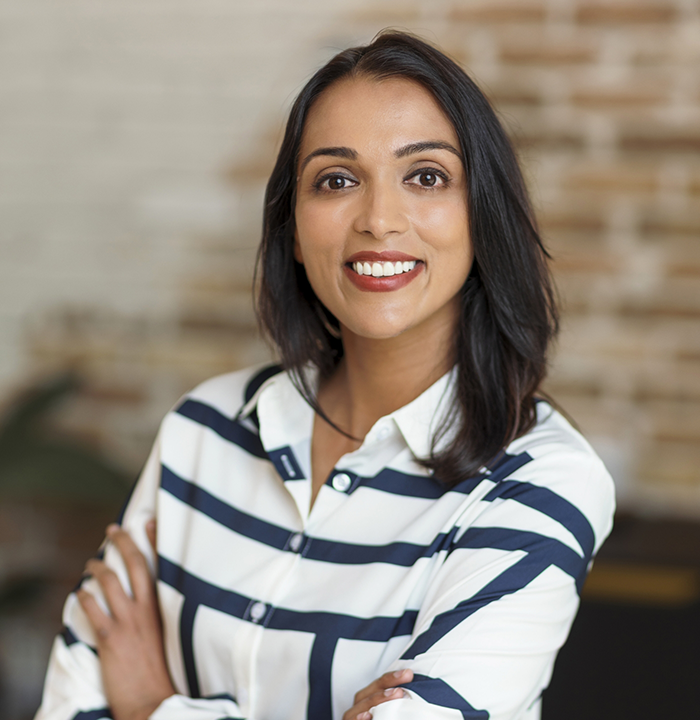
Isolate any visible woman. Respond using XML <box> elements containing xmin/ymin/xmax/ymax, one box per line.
<box><xmin>35</xmin><ymin>31</ymin><xmax>614</xmax><ymax>720</ymax></box>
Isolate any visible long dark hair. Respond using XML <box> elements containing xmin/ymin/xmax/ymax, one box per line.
<box><xmin>255</xmin><ymin>31</ymin><xmax>559</xmax><ymax>487</ymax></box>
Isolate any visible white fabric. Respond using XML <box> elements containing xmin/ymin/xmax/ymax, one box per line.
<box><xmin>35</xmin><ymin>364</ymin><xmax>615</xmax><ymax>720</ymax></box>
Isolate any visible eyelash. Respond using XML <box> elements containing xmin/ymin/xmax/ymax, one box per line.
<box><xmin>312</xmin><ymin>173</ymin><xmax>356</xmax><ymax>192</ymax></box>
<box><xmin>406</xmin><ymin>167</ymin><xmax>450</xmax><ymax>189</ymax></box>
<box><xmin>312</xmin><ymin>167</ymin><xmax>451</xmax><ymax>193</ymax></box>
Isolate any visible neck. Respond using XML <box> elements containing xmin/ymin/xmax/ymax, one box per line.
<box><xmin>318</xmin><ymin>317</ymin><xmax>456</xmax><ymax>440</ymax></box>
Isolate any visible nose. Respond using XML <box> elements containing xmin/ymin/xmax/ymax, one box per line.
<box><xmin>352</xmin><ymin>181</ymin><xmax>409</xmax><ymax>240</ymax></box>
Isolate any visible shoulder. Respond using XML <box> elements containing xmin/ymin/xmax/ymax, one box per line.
<box><xmin>154</xmin><ymin>363</ymin><xmax>284</xmax><ymax>471</ymax></box>
<box><xmin>176</xmin><ymin>363</ymin><xmax>284</xmax><ymax>418</ymax></box>
<box><xmin>156</xmin><ymin>363</ymin><xmax>284</xmax><ymax>447</ymax></box>
<box><xmin>491</xmin><ymin>402</ymin><xmax>616</xmax><ymax>555</ymax></box>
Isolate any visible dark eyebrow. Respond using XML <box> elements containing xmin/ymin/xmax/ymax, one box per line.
<box><xmin>299</xmin><ymin>146</ymin><xmax>358</xmax><ymax>174</ymax></box>
<box><xmin>395</xmin><ymin>140</ymin><xmax>462</xmax><ymax>159</ymax></box>
<box><xmin>298</xmin><ymin>141</ymin><xmax>461</xmax><ymax>176</ymax></box>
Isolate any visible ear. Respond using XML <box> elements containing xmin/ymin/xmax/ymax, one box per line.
<box><xmin>293</xmin><ymin>226</ymin><xmax>304</xmax><ymax>264</ymax></box>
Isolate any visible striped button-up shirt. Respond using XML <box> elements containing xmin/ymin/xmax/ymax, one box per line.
<box><xmin>36</xmin><ymin>364</ymin><xmax>615</xmax><ymax>720</ymax></box>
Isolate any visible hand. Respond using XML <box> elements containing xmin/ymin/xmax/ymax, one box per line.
<box><xmin>77</xmin><ymin>521</ymin><xmax>175</xmax><ymax>720</ymax></box>
<box><xmin>342</xmin><ymin>668</ymin><xmax>414</xmax><ymax>720</ymax></box>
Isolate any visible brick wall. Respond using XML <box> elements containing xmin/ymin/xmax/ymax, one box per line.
<box><xmin>2</xmin><ymin>0</ymin><xmax>699</xmax><ymax>514</ymax></box>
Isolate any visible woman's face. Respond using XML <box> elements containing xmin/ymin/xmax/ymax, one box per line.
<box><xmin>294</xmin><ymin>76</ymin><xmax>473</xmax><ymax>345</ymax></box>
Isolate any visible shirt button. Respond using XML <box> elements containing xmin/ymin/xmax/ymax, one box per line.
<box><xmin>250</xmin><ymin>601</ymin><xmax>267</xmax><ymax>623</ymax></box>
<box><xmin>289</xmin><ymin>532</ymin><xmax>303</xmax><ymax>552</ymax></box>
<box><xmin>332</xmin><ymin>472</ymin><xmax>352</xmax><ymax>492</ymax></box>
<box><xmin>377</xmin><ymin>425</ymin><xmax>390</xmax><ymax>440</ymax></box>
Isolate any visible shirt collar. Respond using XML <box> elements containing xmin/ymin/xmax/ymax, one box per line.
<box><xmin>390</xmin><ymin>366</ymin><xmax>457</xmax><ymax>460</ymax></box>
<box><xmin>248</xmin><ymin>364</ymin><xmax>457</xmax><ymax>460</ymax></box>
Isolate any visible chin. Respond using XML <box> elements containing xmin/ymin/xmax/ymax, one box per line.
<box><xmin>340</xmin><ymin>318</ymin><xmax>414</xmax><ymax>342</ymax></box>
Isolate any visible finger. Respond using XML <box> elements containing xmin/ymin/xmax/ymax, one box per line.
<box><xmin>146</xmin><ymin>519</ymin><xmax>157</xmax><ymax>555</ymax></box>
<box><xmin>353</xmin><ymin>669</ymin><xmax>413</xmax><ymax>704</ymax></box>
<box><xmin>76</xmin><ymin>588</ymin><xmax>113</xmax><ymax>641</ymax></box>
<box><xmin>106</xmin><ymin>524</ymin><xmax>154</xmax><ymax>602</ymax></box>
<box><xmin>344</xmin><ymin>687</ymin><xmax>407</xmax><ymax>720</ymax></box>
<box><xmin>85</xmin><ymin>558</ymin><xmax>132</xmax><ymax>619</ymax></box>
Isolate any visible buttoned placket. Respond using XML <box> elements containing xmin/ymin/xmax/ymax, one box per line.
<box><xmin>240</xmin><ymin>370</ymin><xmax>448</xmax><ymax>717</ymax></box>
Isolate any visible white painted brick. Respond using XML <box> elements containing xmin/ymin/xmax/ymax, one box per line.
<box><xmin>0</xmin><ymin>0</ymin><xmax>699</xmax><ymax>519</ymax></box>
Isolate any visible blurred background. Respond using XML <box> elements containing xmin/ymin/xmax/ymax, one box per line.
<box><xmin>0</xmin><ymin>0</ymin><xmax>698</xmax><ymax>718</ymax></box>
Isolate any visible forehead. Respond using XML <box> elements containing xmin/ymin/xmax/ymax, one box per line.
<box><xmin>300</xmin><ymin>76</ymin><xmax>458</xmax><ymax>153</ymax></box>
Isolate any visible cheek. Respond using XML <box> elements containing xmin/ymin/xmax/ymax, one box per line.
<box><xmin>413</xmin><ymin>202</ymin><xmax>472</xmax><ymax>261</ymax></box>
<box><xmin>412</xmin><ymin>194</ymin><xmax>468</xmax><ymax>231</ymax></box>
<box><xmin>295</xmin><ymin>203</ymin><xmax>349</xmax><ymax>266</ymax></box>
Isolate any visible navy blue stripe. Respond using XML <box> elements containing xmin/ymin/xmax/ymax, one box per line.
<box><xmin>405</xmin><ymin>674</ymin><xmax>489</xmax><ymax>720</ymax></box>
<box><xmin>361</xmin><ymin>467</ymin><xmax>449</xmax><ymax>499</ymax></box>
<box><xmin>72</xmin><ymin>710</ymin><xmax>113</xmax><ymax>720</ymax></box>
<box><xmin>71</xmin><ymin>545</ymin><xmax>105</xmax><ymax>593</ymax></box>
<box><xmin>484</xmin><ymin>479</ymin><xmax>595</xmax><ymax>561</ymax></box>
<box><xmin>206</xmin><ymin>693</ymin><xmax>237</xmax><ymax>702</ymax></box>
<box><xmin>307</xmin><ymin>633</ymin><xmax>338</xmax><ymax>720</ymax></box>
<box><xmin>160</xmin><ymin>556</ymin><xmax>258</xmax><ymax>619</ymax></box>
<box><xmin>268</xmin><ymin>604</ymin><xmax>418</xmax><ymax>642</ymax></box>
<box><xmin>60</xmin><ymin>625</ymin><xmax>97</xmax><ymax>655</ymax></box>
<box><xmin>247</xmin><ymin>406</ymin><xmax>261</xmax><ymax>430</ymax></box>
<box><xmin>180</xmin><ymin>598</ymin><xmax>201</xmax><ymax>699</ymax></box>
<box><xmin>305</xmin><ymin>527</ymin><xmax>458</xmax><ymax>567</ymax></box>
<box><xmin>159</xmin><ymin>556</ymin><xmax>417</xmax><ymax>642</ymax></box>
<box><xmin>60</xmin><ymin>624</ymin><xmax>79</xmax><ymax>647</ymax></box>
<box><xmin>453</xmin><ymin>527</ymin><xmax>588</xmax><ymax>591</ymax></box>
<box><xmin>361</xmin><ymin>467</ymin><xmax>493</xmax><ymax>499</ymax></box>
<box><xmin>162</xmin><ymin>464</ymin><xmax>461</xmax><ymax>568</ymax></box>
<box><xmin>161</xmin><ymin>466</ymin><xmax>291</xmax><ymax>550</ymax></box>
<box><xmin>402</xmin><ymin>551</ymin><xmax>560</xmax><ymax>660</ymax></box>
<box><xmin>244</xmin><ymin>364</ymin><xmax>282</xmax><ymax>403</ymax></box>
<box><xmin>402</xmin><ymin>526</ymin><xmax>590</xmax><ymax>659</ymax></box>
<box><xmin>485</xmin><ymin>451</ymin><xmax>533</xmax><ymax>482</ymax></box>
<box><xmin>176</xmin><ymin>399</ymin><xmax>266</xmax><ymax>460</ymax></box>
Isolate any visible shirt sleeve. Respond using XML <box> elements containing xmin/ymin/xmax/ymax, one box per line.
<box><xmin>33</xmin><ymin>429</ymin><xmax>247</xmax><ymax>720</ymax></box>
<box><xmin>369</xmin><ymin>452</ymin><xmax>615</xmax><ymax>720</ymax></box>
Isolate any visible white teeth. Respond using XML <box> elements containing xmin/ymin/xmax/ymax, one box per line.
<box><xmin>351</xmin><ymin>260</ymin><xmax>417</xmax><ymax>277</ymax></box>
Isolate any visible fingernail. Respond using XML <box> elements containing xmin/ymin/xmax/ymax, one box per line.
<box><xmin>393</xmin><ymin>669</ymin><xmax>410</xmax><ymax>678</ymax></box>
<box><xmin>146</xmin><ymin>519</ymin><xmax>156</xmax><ymax>530</ymax></box>
<box><xmin>384</xmin><ymin>688</ymin><xmax>400</xmax><ymax>696</ymax></box>
<box><xmin>106</xmin><ymin>524</ymin><xmax>119</xmax><ymax>535</ymax></box>
<box><xmin>357</xmin><ymin>713</ymin><xmax>371</xmax><ymax>720</ymax></box>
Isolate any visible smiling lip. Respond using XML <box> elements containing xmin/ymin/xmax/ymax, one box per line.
<box><xmin>344</xmin><ymin>251</ymin><xmax>423</xmax><ymax>292</ymax></box>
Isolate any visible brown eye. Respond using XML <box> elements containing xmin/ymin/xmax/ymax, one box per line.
<box><xmin>328</xmin><ymin>176</ymin><xmax>347</xmax><ymax>190</ymax></box>
<box><xmin>406</xmin><ymin>169</ymin><xmax>447</xmax><ymax>188</ymax></box>
<box><xmin>315</xmin><ymin>174</ymin><xmax>356</xmax><ymax>192</ymax></box>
